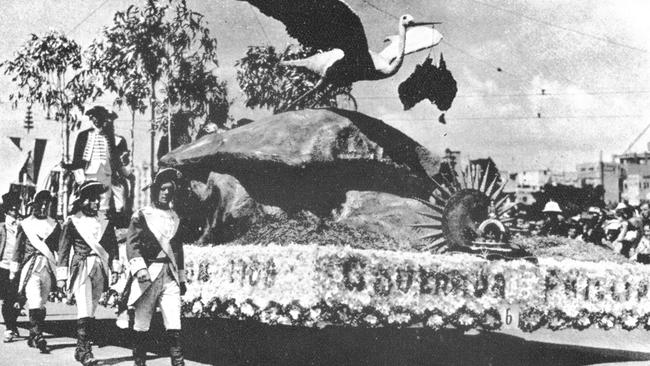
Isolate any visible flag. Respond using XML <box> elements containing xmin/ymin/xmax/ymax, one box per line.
<box><xmin>33</xmin><ymin>139</ymin><xmax>47</xmax><ymax>184</ymax></box>
<box><xmin>19</xmin><ymin>151</ymin><xmax>34</xmax><ymax>185</ymax></box>
<box><xmin>9</xmin><ymin>137</ymin><xmax>21</xmax><ymax>151</ymax></box>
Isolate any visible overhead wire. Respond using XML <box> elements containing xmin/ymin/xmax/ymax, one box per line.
<box><xmin>356</xmin><ymin>90</ymin><xmax>650</xmax><ymax>99</ymax></box>
<box><xmin>384</xmin><ymin>114</ymin><xmax>645</xmax><ymax>121</ymax></box>
<box><xmin>465</xmin><ymin>0</ymin><xmax>647</xmax><ymax>53</ymax></box>
<box><xmin>248</xmin><ymin>4</ymin><xmax>272</xmax><ymax>45</ymax></box>
<box><xmin>68</xmin><ymin>0</ymin><xmax>111</xmax><ymax>34</ymax></box>
<box><xmin>356</xmin><ymin>0</ymin><xmax>647</xmax><ymax>129</ymax></box>
<box><xmin>457</xmin><ymin>0</ymin><xmax>648</xmax><ymax>151</ymax></box>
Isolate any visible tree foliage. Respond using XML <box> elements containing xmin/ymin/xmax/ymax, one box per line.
<box><xmin>0</xmin><ymin>31</ymin><xmax>100</xmax><ymax>129</ymax></box>
<box><xmin>236</xmin><ymin>45</ymin><xmax>356</xmax><ymax>113</ymax></box>
<box><xmin>89</xmin><ymin>0</ymin><xmax>228</xmax><ymax>127</ymax></box>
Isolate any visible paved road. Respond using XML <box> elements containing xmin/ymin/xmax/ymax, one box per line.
<box><xmin>0</xmin><ymin>302</ymin><xmax>210</xmax><ymax>366</ymax></box>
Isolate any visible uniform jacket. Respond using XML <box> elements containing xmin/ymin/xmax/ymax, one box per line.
<box><xmin>56</xmin><ymin>212</ymin><xmax>119</xmax><ymax>291</ymax></box>
<box><xmin>121</xmin><ymin>206</ymin><xmax>186</xmax><ymax>307</ymax></box>
<box><xmin>11</xmin><ymin>216</ymin><xmax>61</xmax><ymax>290</ymax></box>
<box><xmin>68</xmin><ymin>128</ymin><xmax>128</xmax><ymax>173</ymax></box>
<box><xmin>0</xmin><ymin>222</ymin><xmax>10</xmax><ymax>262</ymax></box>
<box><xmin>0</xmin><ymin>217</ymin><xmax>20</xmax><ymax>261</ymax></box>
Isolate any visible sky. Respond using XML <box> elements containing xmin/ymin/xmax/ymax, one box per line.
<box><xmin>0</xmin><ymin>0</ymin><xmax>648</xmax><ymax>194</ymax></box>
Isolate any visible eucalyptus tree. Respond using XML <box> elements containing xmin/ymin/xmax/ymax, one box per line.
<box><xmin>236</xmin><ymin>45</ymin><xmax>357</xmax><ymax>113</ymax></box>
<box><xmin>0</xmin><ymin>31</ymin><xmax>100</xmax><ymax>162</ymax></box>
<box><xmin>92</xmin><ymin>0</ymin><xmax>223</xmax><ymax>173</ymax></box>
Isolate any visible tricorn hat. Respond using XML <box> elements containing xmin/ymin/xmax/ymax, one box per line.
<box><xmin>143</xmin><ymin>168</ymin><xmax>182</xmax><ymax>191</ymax></box>
<box><xmin>153</xmin><ymin>168</ymin><xmax>182</xmax><ymax>186</ymax></box>
<box><xmin>85</xmin><ymin>106</ymin><xmax>118</xmax><ymax>121</ymax></box>
<box><xmin>27</xmin><ymin>190</ymin><xmax>53</xmax><ymax>207</ymax></box>
<box><xmin>2</xmin><ymin>192</ymin><xmax>21</xmax><ymax>211</ymax></box>
<box><xmin>69</xmin><ymin>180</ymin><xmax>107</xmax><ymax>213</ymax></box>
<box><xmin>75</xmin><ymin>180</ymin><xmax>108</xmax><ymax>200</ymax></box>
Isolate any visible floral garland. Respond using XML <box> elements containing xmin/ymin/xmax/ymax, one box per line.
<box><xmin>46</xmin><ymin>243</ymin><xmax>650</xmax><ymax>332</ymax></box>
<box><xmin>174</xmin><ymin>244</ymin><xmax>650</xmax><ymax>332</ymax></box>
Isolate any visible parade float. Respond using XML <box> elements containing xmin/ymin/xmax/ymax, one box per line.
<box><xmin>154</xmin><ymin>108</ymin><xmax>650</xmax><ymax>335</ymax></box>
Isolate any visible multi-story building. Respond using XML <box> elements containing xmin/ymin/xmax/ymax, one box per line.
<box><xmin>550</xmin><ymin>171</ymin><xmax>579</xmax><ymax>187</ymax></box>
<box><xmin>576</xmin><ymin>162</ymin><xmax>622</xmax><ymax>205</ymax></box>
<box><xmin>512</xmin><ymin>169</ymin><xmax>551</xmax><ymax>204</ymax></box>
<box><xmin>616</xmin><ymin>151</ymin><xmax>650</xmax><ymax>203</ymax></box>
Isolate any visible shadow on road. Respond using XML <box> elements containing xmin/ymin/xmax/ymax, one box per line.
<box><xmin>16</xmin><ymin>316</ymin><xmax>650</xmax><ymax>366</ymax></box>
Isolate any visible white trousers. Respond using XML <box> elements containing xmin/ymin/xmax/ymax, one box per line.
<box><xmin>73</xmin><ymin>259</ymin><xmax>105</xmax><ymax>319</ymax></box>
<box><xmin>132</xmin><ymin>264</ymin><xmax>181</xmax><ymax>332</ymax></box>
<box><xmin>25</xmin><ymin>266</ymin><xmax>51</xmax><ymax>310</ymax></box>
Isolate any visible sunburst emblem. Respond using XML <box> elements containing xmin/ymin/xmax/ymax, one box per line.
<box><xmin>412</xmin><ymin>161</ymin><xmax>517</xmax><ymax>252</ymax></box>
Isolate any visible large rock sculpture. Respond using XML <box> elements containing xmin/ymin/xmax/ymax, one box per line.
<box><xmin>160</xmin><ymin>108</ymin><xmax>439</xmax><ymax>216</ymax></box>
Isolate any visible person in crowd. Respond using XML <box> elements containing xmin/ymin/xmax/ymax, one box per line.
<box><xmin>10</xmin><ymin>191</ymin><xmax>61</xmax><ymax>353</ymax></box>
<box><xmin>640</xmin><ymin>202</ymin><xmax>650</xmax><ymax>227</ymax></box>
<box><xmin>538</xmin><ymin>201</ymin><xmax>568</xmax><ymax>236</ymax></box>
<box><xmin>65</xmin><ymin>106</ymin><xmax>132</xmax><ymax>225</ymax></box>
<box><xmin>631</xmin><ymin>224</ymin><xmax>650</xmax><ymax>264</ymax></box>
<box><xmin>610</xmin><ymin>202</ymin><xmax>642</xmax><ymax>257</ymax></box>
<box><xmin>57</xmin><ymin>181</ymin><xmax>121</xmax><ymax>366</ymax></box>
<box><xmin>0</xmin><ymin>193</ymin><xmax>22</xmax><ymax>342</ymax></box>
<box><xmin>117</xmin><ymin>168</ymin><xmax>187</xmax><ymax>366</ymax></box>
<box><xmin>581</xmin><ymin>206</ymin><xmax>606</xmax><ymax>245</ymax></box>
<box><xmin>567</xmin><ymin>222</ymin><xmax>582</xmax><ymax>240</ymax></box>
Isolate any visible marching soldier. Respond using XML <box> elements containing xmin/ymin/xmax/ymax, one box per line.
<box><xmin>10</xmin><ymin>190</ymin><xmax>61</xmax><ymax>353</ymax></box>
<box><xmin>117</xmin><ymin>168</ymin><xmax>187</xmax><ymax>366</ymax></box>
<box><xmin>57</xmin><ymin>181</ymin><xmax>121</xmax><ymax>366</ymax></box>
<box><xmin>0</xmin><ymin>192</ymin><xmax>22</xmax><ymax>342</ymax></box>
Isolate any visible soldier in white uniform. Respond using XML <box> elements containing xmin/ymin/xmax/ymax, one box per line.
<box><xmin>10</xmin><ymin>190</ymin><xmax>61</xmax><ymax>353</ymax></box>
<box><xmin>117</xmin><ymin>168</ymin><xmax>187</xmax><ymax>366</ymax></box>
<box><xmin>57</xmin><ymin>181</ymin><xmax>121</xmax><ymax>366</ymax></box>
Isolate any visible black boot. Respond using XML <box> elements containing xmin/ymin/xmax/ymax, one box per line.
<box><xmin>75</xmin><ymin>317</ymin><xmax>97</xmax><ymax>365</ymax></box>
<box><xmin>27</xmin><ymin>309</ymin><xmax>37</xmax><ymax>348</ymax></box>
<box><xmin>29</xmin><ymin>309</ymin><xmax>49</xmax><ymax>353</ymax></box>
<box><xmin>132</xmin><ymin>330</ymin><xmax>148</xmax><ymax>366</ymax></box>
<box><xmin>167</xmin><ymin>330</ymin><xmax>184</xmax><ymax>366</ymax></box>
<box><xmin>2</xmin><ymin>300</ymin><xmax>19</xmax><ymax>342</ymax></box>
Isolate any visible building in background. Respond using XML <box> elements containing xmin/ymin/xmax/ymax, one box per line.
<box><xmin>511</xmin><ymin>169</ymin><xmax>551</xmax><ymax>204</ymax></box>
<box><xmin>576</xmin><ymin>161</ymin><xmax>622</xmax><ymax>205</ymax></box>
<box><xmin>616</xmin><ymin>150</ymin><xmax>650</xmax><ymax>204</ymax></box>
<box><xmin>550</xmin><ymin>171</ymin><xmax>579</xmax><ymax>187</ymax></box>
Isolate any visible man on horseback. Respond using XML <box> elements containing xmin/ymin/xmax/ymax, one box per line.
<box><xmin>65</xmin><ymin>106</ymin><xmax>132</xmax><ymax>226</ymax></box>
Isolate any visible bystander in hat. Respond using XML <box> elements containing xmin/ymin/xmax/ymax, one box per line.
<box><xmin>542</xmin><ymin>201</ymin><xmax>562</xmax><ymax>213</ymax></box>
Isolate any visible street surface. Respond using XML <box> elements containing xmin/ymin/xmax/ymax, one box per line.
<box><xmin>0</xmin><ymin>302</ymin><xmax>210</xmax><ymax>366</ymax></box>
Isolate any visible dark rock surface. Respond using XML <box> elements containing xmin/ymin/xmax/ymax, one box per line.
<box><xmin>161</xmin><ymin>108</ymin><xmax>439</xmax><ymax>215</ymax></box>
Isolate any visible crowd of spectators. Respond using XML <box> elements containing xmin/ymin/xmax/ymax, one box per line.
<box><xmin>507</xmin><ymin>200</ymin><xmax>650</xmax><ymax>263</ymax></box>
